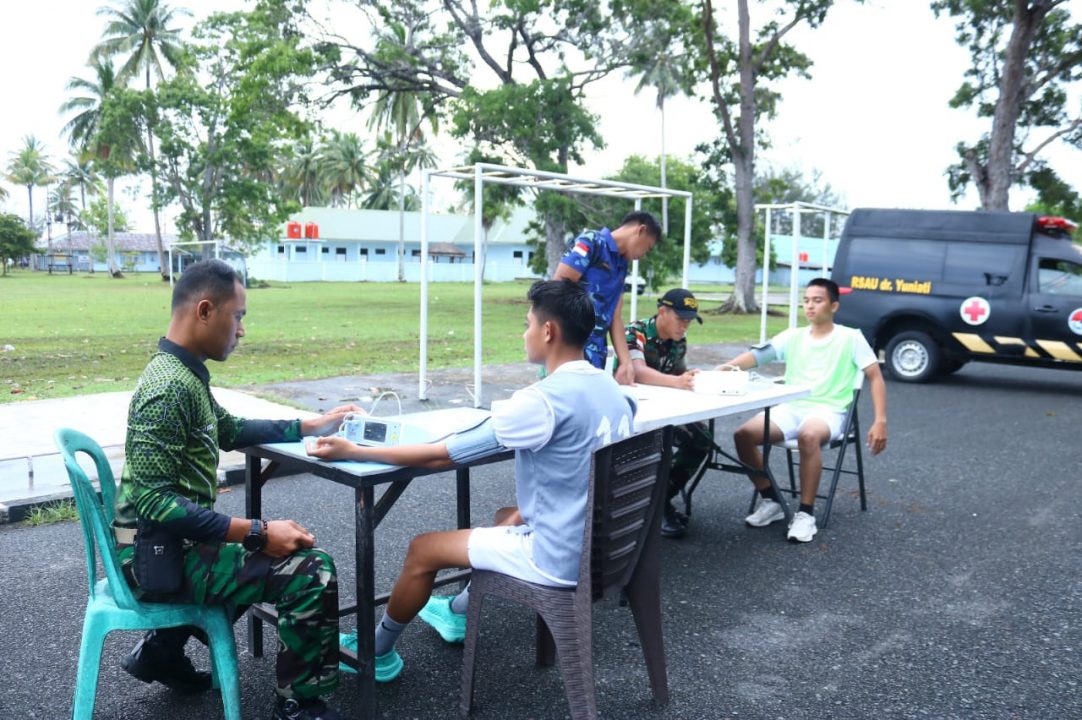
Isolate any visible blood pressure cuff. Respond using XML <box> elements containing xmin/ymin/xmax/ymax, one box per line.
<box><xmin>133</xmin><ymin>519</ymin><xmax>184</xmax><ymax>597</ymax></box>
<box><xmin>445</xmin><ymin>419</ymin><xmax>505</xmax><ymax>465</ymax></box>
<box><xmin>750</xmin><ymin>342</ymin><xmax>777</xmax><ymax>367</ymax></box>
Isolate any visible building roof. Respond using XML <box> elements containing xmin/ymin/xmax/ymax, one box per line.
<box><xmin>35</xmin><ymin>231</ymin><xmax>180</xmax><ymax>253</ymax></box>
<box><xmin>428</xmin><ymin>242</ymin><xmax>466</xmax><ymax>256</ymax></box>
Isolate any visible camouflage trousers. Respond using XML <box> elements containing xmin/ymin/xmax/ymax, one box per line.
<box><xmin>122</xmin><ymin>542</ymin><xmax>339</xmax><ymax>700</ymax></box>
<box><xmin>670</xmin><ymin>422</ymin><xmax>714</xmax><ymax>499</ymax></box>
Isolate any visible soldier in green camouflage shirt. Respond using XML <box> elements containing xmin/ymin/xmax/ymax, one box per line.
<box><xmin>114</xmin><ymin>260</ymin><xmax>360</xmax><ymax>720</ymax></box>
<box><xmin>621</xmin><ymin>288</ymin><xmax>714</xmax><ymax>539</ymax></box>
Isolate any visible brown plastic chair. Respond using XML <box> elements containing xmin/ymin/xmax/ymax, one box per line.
<box><xmin>459</xmin><ymin>428</ymin><xmax>671</xmax><ymax>720</ymax></box>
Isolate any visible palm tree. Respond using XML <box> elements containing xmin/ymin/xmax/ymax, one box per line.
<box><xmin>60</xmin><ymin>59</ymin><xmax>124</xmax><ymax>275</ymax></box>
<box><xmin>632</xmin><ymin>47</ymin><xmax>687</xmax><ymax>235</ymax></box>
<box><xmin>4</xmin><ymin>135</ymin><xmax>56</xmax><ymax>230</ymax></box>
<box><xmin>63</xmin><ymin>158</ymin><xmax>104</xmax><ymax>230</ymax></box>
<box><xmin>366</xmin><ymin>20</ymin><xmax>440</xmax><ymax>280</ymax></box>
<box><xmin>94</xmin><ymin>0</ymin><xmax>188</xmax><ymax>280</ymax></box>
<box><xmin>282</xmin><ymin>138</ymin><xmax>328</xmax><ymax>207</ymax></box>
<box><xmin>320</xmin><ymin>131</ymin><xmax>367</xmax><ymax>209</ymax></box>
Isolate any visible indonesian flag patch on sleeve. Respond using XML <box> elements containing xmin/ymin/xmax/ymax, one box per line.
<box><xmin>573</xmin><ymin>240</ymin><xmax>590</xmax><ymax>256</ymax></box>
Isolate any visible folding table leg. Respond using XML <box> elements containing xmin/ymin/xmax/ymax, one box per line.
<box><xmin>245</xmin><ymin>453</ymin><xmax>265</xmax><ymax>657</ymax></box>
<box><xmin>354</xmin><ymin>485</ymin><xmax>378</xmax><ymax>720</ymax></box>
<box><xmin>760</xmin><ymin>406</ymin><xmax>792</xmax><ymax>523</ymax></box>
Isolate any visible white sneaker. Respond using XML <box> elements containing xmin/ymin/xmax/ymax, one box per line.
<box><xmin>745</xmin><ymin>498</ymin><xmax>784</xmax><ymax>527</ymax></box>
<box><xmin>787</xmin><ymin>511</ymin><xmax>817</xmax><ymax>543</ymax></box>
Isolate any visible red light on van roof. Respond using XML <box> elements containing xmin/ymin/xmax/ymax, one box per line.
<box><xmin>1037</xmin><ymin>215</ymin><xmax>1079</xmax><ymax>233</ymax></box>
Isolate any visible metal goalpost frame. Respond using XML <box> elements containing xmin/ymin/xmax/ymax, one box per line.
<box><xmin>755</xmin><ymin>201</ymin><xmax>851</xmax><ymax>343</ymax></box>
<box><xmin>167</xmin><ymin>240</ymin><xmax>221</xmax><ymax>288</ymax></box>
<box><xmin>420</xmin><ymin>162</ymin><xmax>694</xmax><ymax>407</ymax></box>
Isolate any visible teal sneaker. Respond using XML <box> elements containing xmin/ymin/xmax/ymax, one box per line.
<box><xmin>337</xmin><ymin>631</ymin><xmax>403</xmax><ymax>682</ymax></box>
<box><xmin>375</xmin><ymin>648</ymin><xmax>403</xmax><ymax>683</ymax></box>
<box><xmin>417</xmin><ymin>595</ymin><xmax>467</xmax><ymax>643</ymax></box>
<box><xmin>338</xmin><ymin>631</ymin><xmax>359</xmax><ymax>675</ymax></box>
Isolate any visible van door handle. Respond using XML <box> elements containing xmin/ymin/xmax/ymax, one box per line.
<box><xmin>1033</xmin><ymin>305</ymin><xmax>1058</xmax><ymax>313</ymax></box>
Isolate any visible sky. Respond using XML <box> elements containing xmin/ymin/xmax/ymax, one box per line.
<box><xmin>1</xmin><ymin>0</ymin><xmax>1080</xmax><ymax>235</ymax></box>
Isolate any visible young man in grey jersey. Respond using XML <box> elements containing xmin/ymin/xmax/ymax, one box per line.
<box><xmin>307</xmin><ymin>279</ymin><xmax>637</xmax><ymax>680</ymax></box>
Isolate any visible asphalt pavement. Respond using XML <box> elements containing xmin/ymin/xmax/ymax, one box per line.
<box><xmin>1</xmin><ymin>358</ymin><xmax>1079</xmax><ymax>719</ymax></box>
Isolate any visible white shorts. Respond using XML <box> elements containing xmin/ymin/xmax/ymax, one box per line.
<box><xmin>767</xmin><ymin>403</ymin><xmax>847</xmax><ymax>443</ymax></box>
<box><xmin>467</xmin><ymin>525</ymin><xmax>576</xmax><ymax>588</ymax></box>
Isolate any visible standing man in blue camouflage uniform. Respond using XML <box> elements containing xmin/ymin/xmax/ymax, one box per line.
<box><xmin>113</xmin><ymin>259</ymin><xmax>361</xmax><ymax>720</ymax></box>
<box><xmin>553</xmin><ymin>211</ymin><xmax>661</xmax><ymax>384</ymax></box>
<box><xmin>621</xmin><ymin>288</ymin><xmax>713</xmax><ymax>539</ymax></box>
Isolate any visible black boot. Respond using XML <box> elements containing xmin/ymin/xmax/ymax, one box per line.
<box><xmin>121</xmin><ymin>628</ymin><xmax>212</xmax><ymax>694</ymax></box>
<box><xmin>272</xmin><ymin>697</ymin><xmax>342</xmax><ymax>720</ymax></box>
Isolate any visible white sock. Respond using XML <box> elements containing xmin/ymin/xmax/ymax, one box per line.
<box><xmin>450</xmin><ymin>585</ymin><xmax>470</xmax><ymax>615</ymax></box>
<box><xmin>374</xmin><ymin>612</ymin><xmax>406</xmax><ymax>657</ymax></box>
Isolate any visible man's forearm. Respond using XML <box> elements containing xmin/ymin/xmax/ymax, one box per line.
<box><xmin>722</xmin><ymin>351</ymin><xmax>757</xmax><ymax>370</ymax></box>
<box><xmin>633</xmin><ymin>361</ymin><xmax>681</xmax><ymax>388</ymax></box>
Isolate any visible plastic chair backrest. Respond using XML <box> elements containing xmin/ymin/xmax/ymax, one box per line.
<box><xmin>54</xmin><ymin>428</ymin><xmax>139</xmax><ymax>610</ymax></box>
<box><xmin>583</xmin><ymin>428</ymin><xmax>669</xmax><ymax>600</ymax></box>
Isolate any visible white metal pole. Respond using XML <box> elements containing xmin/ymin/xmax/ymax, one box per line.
<box><xmin>822</xmin><ymin>210</ymin><xmax>831</xmax><ymax>278</ymax></box>
<box><xmin>630</xmin><ymin>198</ymin><xmax>641</xmax><ymax>323</ymax></box>
<box><xmin>419</xmin><ymin>170</ymin><xmax>430</xmax><ymax>401</ymax></box>
<box><xmin>473</xmin><ymin>164</ymin><xmax>484</xmax><ymax>408</ymax></box>
<box><xmin>789</xmin><ymin>205</ymin><xmax>801</xmax><ymax>329</ymax></box>
<box><xmin>168</xmin><ymin>247</ymin><xmax>174</xmax><ymax>289</ymax></box>
<box><xmin>682</xmin><ymin>195</ymin><xmax>692</xmax><ymax>289</ymax></box>
<box><xmin>760</xmin><ymin>207</ymin><xmax>771</xmax><ymax>344</ymax></box>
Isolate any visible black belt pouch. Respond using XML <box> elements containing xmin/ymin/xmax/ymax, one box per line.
<box><xmin>134</xmin><ymin>519</ymin><xmax>183</xmax><ymax>596</ymax></box>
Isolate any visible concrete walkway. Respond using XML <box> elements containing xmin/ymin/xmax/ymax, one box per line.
<box><xmin>0</xmin><ymin>388</ymin><xmax>316</xmax><ymax>520</ymax></box>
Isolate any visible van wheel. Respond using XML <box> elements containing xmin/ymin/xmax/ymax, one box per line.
<box><xmin>885</xmin><ymin>331</ymin><xmax>941</xmax><ymax>382</ymax></box>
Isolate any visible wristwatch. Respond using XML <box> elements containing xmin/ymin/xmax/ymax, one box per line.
<box><xmin>242</xmin><ymin>518</ymin><xmax>268</xmax><ymax>552</ymax></box>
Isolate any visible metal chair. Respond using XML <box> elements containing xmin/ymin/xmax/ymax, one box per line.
<box><xmin>459</xmin><ymin>428</ymin><xmax>671</xmax><ymax>720</ymax></box>
<box><xmin>680</xmin><ymin>386</ymin><xmax>867</xmax><ymax>528</ymax></box>
<box><xmin>767</xmin><ymin>387</ymin><xmax>866</xmax><ymax>528</ymax></box>
<box><xmin>54</xmin><ymin>428</ymin><xmax>241</xmax><ymax>720</ymax></box>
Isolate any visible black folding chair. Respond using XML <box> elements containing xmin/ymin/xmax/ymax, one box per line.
<box><xmin>680</xmin><ymin>388</ymin><xmax>866</xmax><ymax>528</ymax></box>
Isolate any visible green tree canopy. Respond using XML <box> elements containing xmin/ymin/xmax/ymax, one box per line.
<box><xmin>150</xmin><ymin>0</ymin><xmax>315</xmax><ymax>253</ymax></box>
<box><xmin>934</xmin><ymin>0</ymin><xmax>1082</xmax><ymax>209</ymax></box>
<box><xmin>0</xmin><ymin>213</ymin><xmax>37</xmax><ymax>275</ymax></box>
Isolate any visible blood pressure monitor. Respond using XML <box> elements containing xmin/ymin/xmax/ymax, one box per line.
<box><xmin>338</xmin><ymin>413</ymin><xmax>403</xmax><ymax>447</ymax></box>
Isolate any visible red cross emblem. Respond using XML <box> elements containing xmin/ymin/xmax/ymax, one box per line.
<box><xmin>960</xmin><ymin>297</ymin><xmax>990</xmax><ymax>326</ymax></box>
<box><xmin>1069</xmin><ymin>307</ymin><xmax>1082</xmax><ymax>336</ymax></box>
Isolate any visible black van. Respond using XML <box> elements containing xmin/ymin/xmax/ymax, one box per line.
<box><xmin>831</xmin><ymin>208</ymin><xmax>1082</xmax><ymax>382</ymax></box>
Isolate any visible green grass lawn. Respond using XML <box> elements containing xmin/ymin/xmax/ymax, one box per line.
<box><xmin>0</xmin><ymin>271</ymin><xmax>787</xmax><ymax>403</ymax></box>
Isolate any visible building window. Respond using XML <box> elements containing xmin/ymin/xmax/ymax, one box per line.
<box><xmin>295</xmin><ymin>246</ymin><xmax>307</xmax><ymax>254</ymax></box>
<box><xmin>336</xmin><ymin>247</ymin><xmax>347</xmax><ymax>260</ymax></box>
<box><xmin>375</xmin><ymin>248</ymin><xmax>386</xmax><ymax>255</ymax></box>
<box><xmin>411</xmin><ymin>249</ymin><xmax>421</xmax><ymax>257</ymax></box>
<box><xmin>360</xmin><ymin>248</ymin><xmax>368</xmax><ymax>257</ymax></box>
<box><xmin>513</xmin><ymin>250</ymin><xmax>523</xmax><ymax>259</ymax></box>
<box><xmin>321</xmin><ymin>246</ymin><xmax>329</xmax><ymax>254</ymax></box>
<box><xmin>277</xmin><ymin>245</ymin><xmax>285</xmax><ymax>255</ymax></box>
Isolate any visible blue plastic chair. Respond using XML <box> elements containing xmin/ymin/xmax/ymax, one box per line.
<box><xmin>54</xmin><ymin>428</ymin><xmax>242</xmax><ymax>720</ymax></box>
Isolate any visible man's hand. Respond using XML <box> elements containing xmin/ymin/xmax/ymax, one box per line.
<box><xmin>614</xmin><ymin>361</ymin><xmax>636</xmax><ymax>386</ymax></box>
<box><xmin>305</xmin><ymin>435</ymin><xmax>362</xmax><ymax>461</ymax></box>
<box><xmin>264</xmin><ymin>519</ymin><xmax>315</xmax><ymax>558</ymax></box>
<box><xmin>866</xmin><ymin>420</ymin><xmax>887</xmax><ymax>455</ymax></box>
<box><xmin>714</xmin><ymin>363</ymin><xmax>741</xmax><ymax>372</ymax></box>
<box><xmin>301</xmin><ymin>403</ymin><xmax>366</xmax><ymax>437</ymax></box>
<box><xmin>673</xmin><ymin>368</ymin><xmax>700</xmax><ymax>390</ymax></box>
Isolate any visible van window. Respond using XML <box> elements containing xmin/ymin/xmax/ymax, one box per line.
<box><xmin>943</xmin><ymin>244</ymin><xmax>1023</xmax><ymax>286</ymax></box>
<box><xmin>847</xmin><ymin>237</ymin><xmax>945</xmax><ymax>281</ymax></box>
<box><xmin>1037</xmin><ymin>259</ymin><xmax>1082</xmax><ymax>296</ymax></box>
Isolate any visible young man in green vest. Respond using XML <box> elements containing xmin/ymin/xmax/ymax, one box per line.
<box><xmin>719</xmin><ymin>278</ymin><xmax>888</xmax><ymax>543</ymax></box>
